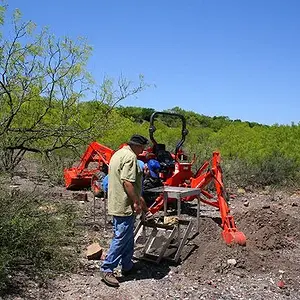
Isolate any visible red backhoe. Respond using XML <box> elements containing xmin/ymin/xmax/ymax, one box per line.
<box><xmin>63</xmin><ymin>111</ymin><xmax>246</xmax><ymax>246</ymax></box>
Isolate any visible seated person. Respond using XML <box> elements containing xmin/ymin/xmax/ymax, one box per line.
<box><xmin>143</xmin><ymin>159</ymin><xmax>163</xmax><ymax>207</ymax></box>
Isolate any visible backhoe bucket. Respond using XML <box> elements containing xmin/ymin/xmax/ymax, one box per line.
<box><xmin>222</xmin><ymin>229</ymin><xmax>246</xmax><ymax>246</ymax></box>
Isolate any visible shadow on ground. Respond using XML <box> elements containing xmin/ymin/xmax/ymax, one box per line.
<box><xmin>117</xmin><ymin>260</ymin><xmax>172</xmax><ymax>283</ymax></box>
<box><xmin>118</xmin><ymin>229</ymin><xmax>200</xmax><ymax>283</ymax></box>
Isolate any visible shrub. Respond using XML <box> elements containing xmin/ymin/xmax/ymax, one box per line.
<box><xmin>254</xmin><ymin>151</ymin><xmax>299</xmax><ymax>186</ymax></box>
<box><xmin>0</xmin><ymin>185</ymin><xmax>79</xmax><ymax>294</ymax></box>
<box><xmin>222</xmin><ymin>151</ymin><xmax>299</xmax><ymax>188</ymax></box>
<box><xmin>221</xmin><ymin>157</ymin><xmax>257</xmax><ymax>189</ymax></box>
<box><xmin>35</xmin><ymin>150</ymin><xmax>78</xmax><ymax>186</ymax></box>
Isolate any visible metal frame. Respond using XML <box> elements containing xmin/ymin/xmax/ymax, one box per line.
<box><xmin>133</xmin><ymin>186</ymin><xmax>202</xmax><ymax>263</ymax></box>
<box><xmin>134</xmin><ymin>219</ymin><xmax>192</xmax><ymax>264</ymax></box>
<box><xmin>148</xmin><ymin>186</ymin><xmax>202</xmax><ymax>233</ymax></box>
<box><xmin>93</xmin><ymin>194</ymin><xmax>108</xmax><ymax>231</ymax></box>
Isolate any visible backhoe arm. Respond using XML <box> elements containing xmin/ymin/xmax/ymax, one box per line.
<box><xmin>77</xmin><ymin>141</ymin><xmax>114</xmax><ymax>173</ymax></box>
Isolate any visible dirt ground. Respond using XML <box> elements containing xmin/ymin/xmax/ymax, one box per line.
<box><xmin>2</xmin><ymin>170</ymin><xmax>300</xmax><ymax>300</ymax></box>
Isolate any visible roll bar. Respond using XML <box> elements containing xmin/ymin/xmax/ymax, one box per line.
<box><xmin>149</xmin><ymin>111</ymin><xmax>189</xmax><ymax>157</ymax></box>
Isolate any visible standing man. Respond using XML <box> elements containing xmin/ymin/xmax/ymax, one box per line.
<box><xmin>100</xmin><ymin>134</ymin><xmax>149</xmax><ymax>287</ymax></box>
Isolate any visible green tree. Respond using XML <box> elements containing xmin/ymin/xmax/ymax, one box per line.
<box><xmin>0</xmin><ymin>6</ymin><xmax>145</xmax><ymax>171</ymax></box>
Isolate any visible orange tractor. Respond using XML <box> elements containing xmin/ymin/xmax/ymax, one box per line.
<box><xmin>64</xmin><ymin>111</ymin><xmax>246</xmax><ymax>246</ymax></box>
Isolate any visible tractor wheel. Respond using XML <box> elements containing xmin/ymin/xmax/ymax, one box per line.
<box><xmin>91</xmin><ymin>171</ymin><xmax>106</xmax><ymax>197</ymax></box>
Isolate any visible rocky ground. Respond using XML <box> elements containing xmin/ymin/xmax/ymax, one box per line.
<box><xmin>2</xmin><ymin>172</ymin><xmax>300</xmax><ymax>300</ymax></box>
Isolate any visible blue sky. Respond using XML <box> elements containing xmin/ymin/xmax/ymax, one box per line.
<box><xmin>6</xmin><ymin>0</ymin><xmax>300</xmax><ymax>125</ymax></box>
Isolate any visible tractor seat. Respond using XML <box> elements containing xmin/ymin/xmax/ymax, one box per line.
<box><xmin>154</xmin><ymin>144</ymin><xmax>175</xmax><ymax>169</ymax></box>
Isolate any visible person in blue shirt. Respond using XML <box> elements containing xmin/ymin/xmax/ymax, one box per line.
<box><xmin>142</xmin><ymin>159</ymin><xmax>163</xmax><ymax>207</ymax></box>
<box><xmin>101</xmin><ymin>173</ymin><xmax>109</xmax><ymax>194</ymax></box>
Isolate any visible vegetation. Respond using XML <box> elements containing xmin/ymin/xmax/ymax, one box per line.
<box><xmin>115</xmin><ymin>106</ymin><xmax>300</xmax><ymax>188</ymax></box>
<box><xmin>0</xmin><ymin>185</ymin><xmax>79</xmax><ymax>293</ymax></box>
<box><xmin>0</xmin><ymin>6</ymin><xmax>146</xmax><ymax>173</ymax></box>
<box><xmin>0</xmin><ymin>4</ymin><xmax>145</xmax><ymax>293</ymax></box>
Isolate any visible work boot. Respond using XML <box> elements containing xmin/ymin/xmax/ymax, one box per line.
<box><xmin>100</xmin><ymin>271</ymin><xmax>119</xmax><ymax>287</ymax></box>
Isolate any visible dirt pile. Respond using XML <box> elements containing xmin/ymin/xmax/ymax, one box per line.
<box><xmin>181</xmin><ymin>203</ymin><xmax>300</xmax><ymax>279</ymax></box>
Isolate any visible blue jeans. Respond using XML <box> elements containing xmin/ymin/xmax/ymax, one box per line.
<box><xmin>101</xmin><ymin>215</ymin><xmax>135</xmax><ymax>273</ymax></box>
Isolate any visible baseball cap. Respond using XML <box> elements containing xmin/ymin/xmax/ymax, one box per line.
<box><xmin>147</xmin><ymin>159</ymin><xmax>161</xmax><ymax>178</ymax></box>
<box><xmin>128</xmin><ymin>134</ymin><xmax>149</xmax><ymax>146</ymax></box>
